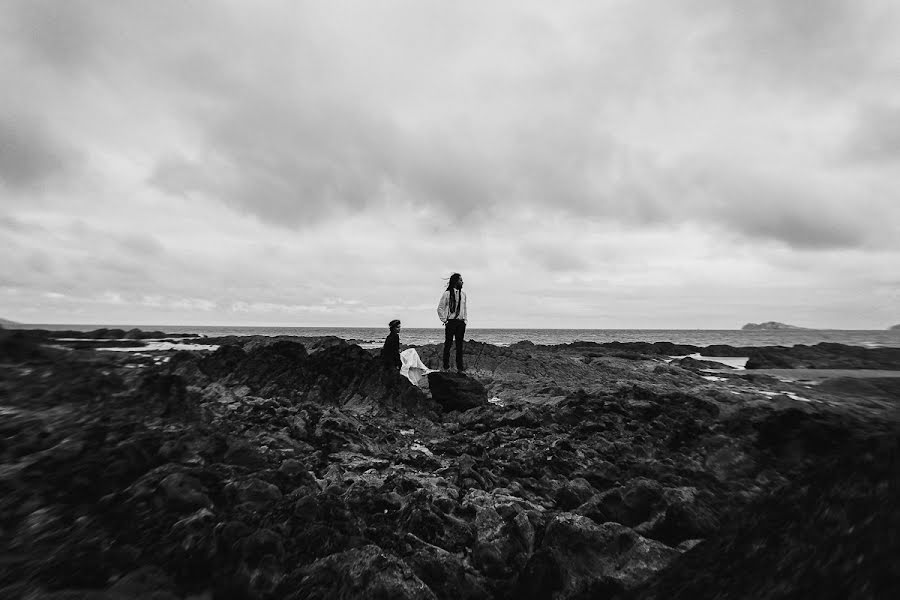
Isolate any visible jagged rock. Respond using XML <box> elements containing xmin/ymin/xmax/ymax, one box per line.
<box><xmin>554</xmin><ymin>477</ymin><xmax>596</xmax><ymax>510</ymax></box>
<box><xmin>634</xmin><ymin>487</ymin><xmax>720</xmax><ymax>546</ymax></box>
<box><xmin>224</xmin><ymin>478</ymin><xmax>283</xmax><ymax>510</ymax></box>
<box><xmin>427</xmin><ymin>372</ymin><xmax>488</xmax><ymax>411</ymax></box>
<box><xmin>462</xmin><ymin>489</ymin><xmax>543</xmax><ymax>579</ymax></box>
<box><xmin>515</xmin><ymin>514</ymin><xmax>681</xmax><ymax>599</ymax></box>
<box><xmin>3</xmin><ymin>327</ymin><xmax>899</xmax><ymax>598</ymax></box>
<box><xmin>575</xmin><ymin>478</ymin><xmax>664</xmax><ymax>527</ymax></box>
<box><xmin>288</xmin><ymin>544</ymin><xmax>437</xmax><ymax>600</ymax></box>
<box><xmin>633</xmin><ymin>432</ymin><xmax>900</xmax><ymax>600</ymax></box>
<box><xmin>405</xmin><ymin>537</ymin><xmax>490</xmax><ymax>600</ymax></box>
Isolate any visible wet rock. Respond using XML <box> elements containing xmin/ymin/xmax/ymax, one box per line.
<box><xmin>427</xmin><ymin>372</ymin><xmax>488</xmax><ymax>411</ymax></box>
<box><xmin>671</xmin><ymin>356</ymin><xmax>734</xmax><ymax>370</ymax></box>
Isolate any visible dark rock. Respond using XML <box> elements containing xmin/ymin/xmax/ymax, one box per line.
<box><xmin>427</xmin><ymin>372</ymin><xmax>488</xmax><ymax>411</ymax></box>
<box><xmin>515</xmin><ymin>514</ymin><xmax>680</xmax><ymax>599</ymax></box>
<box><xmin>0</xmin><ymin>329</ymin><xmax>51</xmax><ymax>362</ymax></box>
<box><xmin>671</xmin><ymin>356</ymin><xmax>734</xmax><ymax>370</ymax></box>
<box><xmin>106</xmin><ymin>565</ymin><xmax>178</xmax><ymax>599</ymax></box>
<box><xmin>573</xmin><ymin>460</ymin><xmax>622</xmax><ymax>491</ymax></box>
<box><xmin>633</xmin><ymin>432</ymin><xmax>900</xmax><ymax>600</ymax></box>
<box><xmin>224</xmin><ymin>478</ymin><xmax>282</xmax><ymax>510</ymax></box>
<box><xmin>133</xmin><ymin>373</ymin><xmax>191</xmax><ymax>417</ymax></box>
<box><xmin>288</xmin><ymin>544</ymin><xmax>436</xmax><ymax>600</ymax></box>
<box><xmin>817</xmin><ymin>376</ymin><xmax>900</xmax><ymax>399</ymax></box>
<box><xmin>746</xmin><ymin>343</ymin><xmax>900</xmax><ymax>369</ymax></box>
<box><xmin>4</xmin><ymin>328</ymin><xmax>898</xmax><ymax>598</ymax></box>
<box><xmin>159</xmin><ymin>472</ymin><xmax>213</xmax><ymax>512</ymax></box>
<box><xmin>223</xmin><ymin>439</ymin><xmax>269</xmax><ymax>469</ymax></box>
<box><xmin>634</xmin><ymin>487</ymin><xmax>720</xmax><ymax>546</ymax></box>
<box><xmin>576</xmin><ymin>478</ymin><xmax>664</xmax><ymax>527</ymax></box>
<box><xmin>554</xmin><ymin>477</ymin><xmax>596</xmax><ymax>511</ymax></box>
<box><xmin>166</xmin><ymin>507</ymin><xmax>218</xmax><ymax>579</ymax></box>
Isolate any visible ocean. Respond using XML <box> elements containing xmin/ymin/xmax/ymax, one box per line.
<box><xmin>18</xmin><ymin>324</ymin><xmax>900</xmax><ymax>349</ymax></box>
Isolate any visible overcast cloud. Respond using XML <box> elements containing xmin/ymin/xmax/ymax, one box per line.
<box><xmin>1</xmin><ymin>0</ymin><xmax>899</xmax><ymax>328</ymax></box>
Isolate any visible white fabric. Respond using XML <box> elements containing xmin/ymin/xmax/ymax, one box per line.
<box><xmin>437</xmin><ymin>289</ymin><xmax>467</xmax><ymax>323</ymax></box>
<box><xmin>400</xmin><ymin>348</ymin><xmax>434</xmax><ymax>386</ymax></box>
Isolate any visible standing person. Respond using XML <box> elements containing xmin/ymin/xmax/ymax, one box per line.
<box><xmin>381</xmin><ymin>319</ymin><xmax>402</xmax><ymax>372</ymax></box>
<box><xmin>437</xmin><ymin>273</ymin><xmax>467</xmax><ymax>372</ymax></box>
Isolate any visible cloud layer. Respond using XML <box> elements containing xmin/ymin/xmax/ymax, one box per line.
<box><xmin>2</xmin><ymin>0</ymin><xmax>899</xmax><ymax>327</ymax></box>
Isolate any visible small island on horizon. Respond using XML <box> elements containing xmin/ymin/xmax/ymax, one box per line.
<box><xmin>741</xmin><ymin>321</ymin><xmax>808</xmax><ymax>331</ymax></box>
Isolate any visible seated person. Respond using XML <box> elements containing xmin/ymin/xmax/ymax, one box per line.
<box><xmin>381</xmin><ymin>319</ymin><xmax>433</xmax><ymax>386</ymax></box>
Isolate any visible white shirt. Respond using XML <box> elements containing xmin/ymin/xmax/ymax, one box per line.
<box><xmin>437</xmin><ymin>289</ymin><xmax>467</xmax><ymax>324</ymax></box>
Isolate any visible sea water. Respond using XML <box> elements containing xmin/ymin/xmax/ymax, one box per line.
<box><xmin>19</xmin><ymin>324</ymin><xmax>900</xmax><ymax>348</ymax></box>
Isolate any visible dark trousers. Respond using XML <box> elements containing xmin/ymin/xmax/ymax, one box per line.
<box><xmin>443</xmin><ymin>319</ymin><xmax>466</xmax><ymax>370</ymax></box>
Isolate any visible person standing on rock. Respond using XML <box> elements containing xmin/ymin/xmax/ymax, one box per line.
<box><xmin>437</xmin><ymin>273</ymin><xmax>467</xmax><ymax>372</ymax></box>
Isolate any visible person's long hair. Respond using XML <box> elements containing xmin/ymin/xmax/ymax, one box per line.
<box><xmin>446</xmin><ymin>273</ymin><xmax>462</xmax><ymax>314</ymax></box>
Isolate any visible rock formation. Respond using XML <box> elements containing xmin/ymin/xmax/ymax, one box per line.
<box><xmin>741</xmin><ymin>321</ymin><xmax>807</xmax><ymax>330</ymax></box>
<box><xmin>1</xmin><ymin>328</ymin><xmax>897</xmax><ymax>599</ymax></box>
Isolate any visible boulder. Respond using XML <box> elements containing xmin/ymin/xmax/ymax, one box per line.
<box><xmin>427</xmin><ymin>372</ymin><xmax>488</xmax><ymax>411</ymax></box>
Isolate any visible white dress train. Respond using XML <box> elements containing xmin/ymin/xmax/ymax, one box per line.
<box><xmin>400</xmin><ymin>348</ymin><xmax>434</xmax><ymax>386</ymax></box>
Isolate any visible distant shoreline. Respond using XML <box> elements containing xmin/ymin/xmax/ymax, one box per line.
<box><xmin>5</xmin><ymin>322</ymin><xmax>898</xmax><ymax>332</ymax></box>
<box><xmin>5</xmin><ymin>324</ymin><xmax>900</xmax><ymax>351</ymax></box>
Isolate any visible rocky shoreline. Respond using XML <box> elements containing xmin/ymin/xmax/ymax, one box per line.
<box><xmin>1</xmin><ymin>328</ymin><xmax>898</xmax><ymax>599</ymax></box>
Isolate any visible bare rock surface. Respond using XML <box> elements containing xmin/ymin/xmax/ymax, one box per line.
<box><xmin>1</xmin><ymin>328</ymin><xmax>898</xmax><ymax>599</ymax></box>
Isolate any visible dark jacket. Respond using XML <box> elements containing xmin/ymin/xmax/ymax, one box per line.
<box><xmin>381</xmin><ymin>332</ymin><xmax>401</xmax><ymax>370</ymax></box>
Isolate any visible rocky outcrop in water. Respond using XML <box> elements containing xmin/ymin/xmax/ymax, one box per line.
<box><xmin>741</xmin><ymin>321</ymin><xmax>807</xmax><ymax>330</ymax></box>
<box><xmin>745</xmin><ymin>343</ymin><xmax>900</xmax><ymax>370</ymax></box>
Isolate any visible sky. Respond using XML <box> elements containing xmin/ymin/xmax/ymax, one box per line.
<box><xmin>1</xmin><ymin>0</ymin><xmax>899</xmax><ymax>329</ymax></box>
